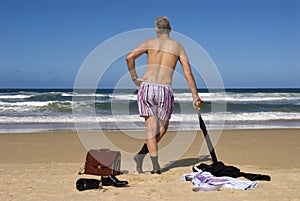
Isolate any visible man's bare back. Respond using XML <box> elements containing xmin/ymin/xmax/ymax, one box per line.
<box><xmin>143</xmin><ymin>37</ymin><xmax>185</xmax><ymax>85</ymax></box>
<box><xmin>127</xmin><ymin>36</ymin><xmax>189</xmax><ymax>85</ymax></box>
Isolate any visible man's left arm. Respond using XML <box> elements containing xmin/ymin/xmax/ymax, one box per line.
<box><xmin>126</xmin><ymin>42</ymin><xmax>147</xmax><ymax>85</ymax></box>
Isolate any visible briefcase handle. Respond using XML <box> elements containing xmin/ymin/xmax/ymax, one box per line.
<box><xmin>98</xmin><ymin>148</ymin><xmax>110</xmax><ymax>152</ymax></box>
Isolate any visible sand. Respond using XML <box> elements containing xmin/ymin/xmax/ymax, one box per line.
<box><xmin>0</xmin><ymin>129</ymin><xmax>299</xmax><ymax>201</ymax></box>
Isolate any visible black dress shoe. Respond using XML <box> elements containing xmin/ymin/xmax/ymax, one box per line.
<box><xmin>76</xmin><ymin>178</ymin><xmax>100</xmax><ymax>191</ymax></box>
<box><xmin>101</xmin><ymin>174</ymin><xmax>129</xmax><ymax>187</ymax></box>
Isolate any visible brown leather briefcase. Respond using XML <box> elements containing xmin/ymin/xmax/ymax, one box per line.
<box><xmin>83</xmin><ymin>149</ymin><xmax>121</xmax><ymax>176</ymax></box>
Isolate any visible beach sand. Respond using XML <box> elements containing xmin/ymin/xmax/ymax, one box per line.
<box><xmin>0</xmin><ymin>129</ymin><xmax>299</xmax><ymax>201</ymax></box>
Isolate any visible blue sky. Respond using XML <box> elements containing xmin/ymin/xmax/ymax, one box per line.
<box><xmin>0</xmin><ymin>0</ymin><xmax>299</xmax><ymax>88</ymax></box>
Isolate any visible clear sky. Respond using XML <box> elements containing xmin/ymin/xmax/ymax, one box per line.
<box><xmin>1</xmin><ymin>0</ymin><xmax>299</xmax><ymax>88</ymax></box>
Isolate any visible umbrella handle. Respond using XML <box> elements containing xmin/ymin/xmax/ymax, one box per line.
<box><xmin>196</xmin><ymin>107</ymin><xmax>201</xmax><ymax>116</ymax></box>
<box><xmin>198</xmin><ymin>110</ymin><xmax>218</xmax><ymax>163</ymax></box>
<box><xmin>194</xmin><ymin>99</ymin><xmax>204</xmax><ymax>115</ymax></box>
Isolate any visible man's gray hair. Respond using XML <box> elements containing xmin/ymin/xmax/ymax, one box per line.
<box><xmin>155</xmin><ymin>16</ymin><xmax>171</xmax><ymax>34</ymax></box>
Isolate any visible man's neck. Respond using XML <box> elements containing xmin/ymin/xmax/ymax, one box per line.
<box><xmin>157</xmin><ymin>33</ymin><xmax>169</xmax><ymax>39</ymax></box>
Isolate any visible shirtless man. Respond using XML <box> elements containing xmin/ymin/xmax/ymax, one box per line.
<box><xmin>126</xmin><ymin>16</ymin><xmax>203</xmax><ymax>174</ymax></box>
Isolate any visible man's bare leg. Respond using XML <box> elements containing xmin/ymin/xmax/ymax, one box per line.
<box><xmin>134</xmin><ymin>116</ymin><xmax>161</xmax><ymax>174</ymax></box>
<box><xmin>134</xmin><ymin>118</ymin><xmax>169</xmax><ymax>174</ymax></box>
<box><xmin>143</xmin><ymin>116</ymin><xmax>160</xmax><ymax>174</ymax></box>
<box><xmin>145</xmin><ymin>116</ymin><xmax>158</xmax><ymax>155</ymax></box>
<box><xmin>156</xmin><ymin>119</ymin><xmax>169</xmax><ymax>142</ymax></box>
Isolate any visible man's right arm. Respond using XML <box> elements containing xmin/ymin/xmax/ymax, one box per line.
<box><xmin>178</xmin><ymin>47</ymin><xmax>203</xmax><ymax>109</ymax></box>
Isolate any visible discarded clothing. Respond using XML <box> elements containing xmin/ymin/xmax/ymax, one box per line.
<box><xmin>181</xmin><ymin>171</ymin><xmax>258</xmax><ymax>191</ymax></box>
<box><xmin>193</xmin><ymin>161</ymin><xmax>271</xmax><ymax>181</ymax></box>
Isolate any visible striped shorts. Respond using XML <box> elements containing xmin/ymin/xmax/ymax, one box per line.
<box><xmin>137</xmin><ymin>82</ymin><xmax>174</xmax><ymax>120</ymax></box>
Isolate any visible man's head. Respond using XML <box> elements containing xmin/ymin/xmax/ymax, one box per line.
<box><xmin>155</xmin><ymin>16</ymin><xmax>171</xmax><ymax>35</ymax></box>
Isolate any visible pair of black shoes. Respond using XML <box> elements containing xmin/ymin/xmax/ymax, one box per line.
<box><xmin>101</xmin><ymin>174</ymin><xmax>129</xmax><ymax>187</ymax></box>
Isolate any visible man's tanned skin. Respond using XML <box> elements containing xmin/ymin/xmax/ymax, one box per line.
<box><xmin>126</xmin><ymin>16</ymin><xmax>203</xmax><ymax>174</ymax></box>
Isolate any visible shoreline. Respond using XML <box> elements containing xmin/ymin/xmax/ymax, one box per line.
<box><xmin>1</xmin><ymin>124</ymin><xmax>300</xmax><ymax>134</ymax></box>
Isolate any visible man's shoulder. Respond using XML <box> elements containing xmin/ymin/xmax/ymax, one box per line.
<box><xmin>146</xmin><ymin>38</ymin><xmax>183</xmax><ymax>46</ymax></box>
<box><xmin>140</xmin><ymin>38</ymin><xmax>157</xmax><ymax>47</ymax></box>
<box><xmin>170</xmin><ymin>39</ymin><xmax>184</xmax><ymax>52</ymax></box>
<box><xmin>173</xmin><ymin>40</ymin><xmax>183</xmax><ymax>48</ymax></box>
<box><xmin>144</xmin><ymin>38</ymin><xmax>158</xmax><ymax>43</ymax></box>
<box><xmin>142</xmin><ymin>38</ymin><xmax>185</xmax><ymax>54</ymax></box>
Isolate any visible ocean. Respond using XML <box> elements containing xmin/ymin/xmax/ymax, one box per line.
<box><xmin>0</xmin><ymin>88</ymin><xmax>299</xmax><ymax>133</ymax></box>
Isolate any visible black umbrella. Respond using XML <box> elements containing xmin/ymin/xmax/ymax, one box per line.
<box><xmin>197</xmin><ymin>108</ymin><xmax>218</xmax><ymax>163</ymax></box>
